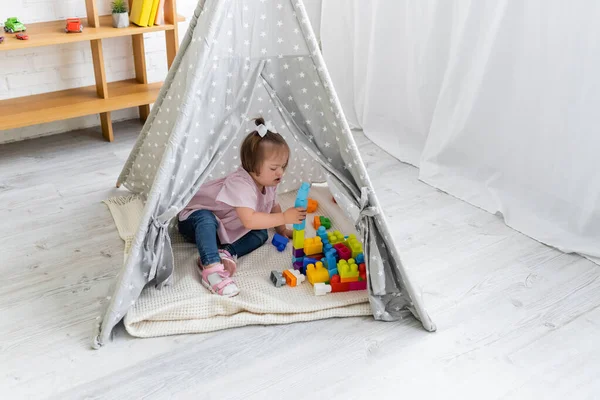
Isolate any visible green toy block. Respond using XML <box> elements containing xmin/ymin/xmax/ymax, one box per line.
<box><xmin>347</xmin><ymin>234</ymin><xmax>363</xmax><ymax>259</ymax></box>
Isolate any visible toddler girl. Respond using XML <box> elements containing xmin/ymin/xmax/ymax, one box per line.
<box><xmin>178</xmin><ymin>118</ymin><xmax>307</xmax><ymax>297</ymax></box>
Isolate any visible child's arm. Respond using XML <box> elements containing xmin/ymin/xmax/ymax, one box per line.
<box><xmin>271</xmin><ymin>204</ymin><xmax>293</xmax><ymax>238</ymax></box>
<box><xmin>236</xmin><ymin>206</ymin><xmax>306</xmax><ymax>231</ymax></box>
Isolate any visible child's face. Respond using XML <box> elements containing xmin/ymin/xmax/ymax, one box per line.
<box><xmin>253</xmin><ymin>149</ymin><xmax>289</xmax><ymax>187</ymax></box>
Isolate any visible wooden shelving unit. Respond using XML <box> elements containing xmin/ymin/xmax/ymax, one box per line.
<box><xmin>0</xmin><ymin>0</ymin><xmax>183</xmax><ymax>141</ymax></box>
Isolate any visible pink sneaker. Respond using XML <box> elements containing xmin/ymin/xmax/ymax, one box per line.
<box><xmin>199</xmin><ymin>263</ymin><xmax>239</xmax><ymax>297</ymax></box>
<box><xmin>196</xmin><ymin>250</ymin><xmax>237</xmax><ymax>276</ymax></box>
<box><xmin>219</xmin><ymin>249</ymin><xmax>237</xmax><ymax>276</ymax></box>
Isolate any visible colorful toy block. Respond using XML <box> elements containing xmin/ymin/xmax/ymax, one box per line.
<box><xmin>333</xmin><ymin>243</ymin><xmax>352</xmax><ymax>260</ymax></box>
<box><xmin>293</xmin><ymin>261</ymin><xmax>303</xmax><ymax>270</ymax></box>
<box><xmin>346</xmin><ymin>235</ymin><xmax>363</xmax><ymax>258</ymax></box>
<box><xmin>316</xmin><ymin>226</ymin><xmax>329</xmax><ymax>242</ymax></box>
<box><xmin>271</xmin><ymin>233</ymin><xmax>289</xmax><ymax>252</ymax></box>
<box><xmin>292</xmin><ymin>247</ymin><xmax>305</xmax><ymax>258</ymax></box>
<box><xmin>283</xmin><ymin>269</ymin><xmax>305</xmax><ymax>287</ymax></box>
<box><xmin>270</xmin><ymin>271</ymin><xmax>286</xmax><ymax>287</ymax></box>
<box><xmin>313</xmin><ymin>216</ymin><xmax>332</xmax><ymax>230</ymax></box>
<box><xmin>359</xmin><ymin>263</ymin><xmax>366</xmax><ymax>281</ymax></box>
<box><xmin>306</xmin><ymin>198</ymin><xmax>318</xmax><ymax>213</ymax></box>
<box><xmin>329</xmin><ymin>274</ymin><xmax>367</xmax><ymax>292</ymax></box>
<box><xmin>338</xmin><ymin>259</ymin><xmax>359</xmax><ymax>282</ymax></box>
<box><xmin>314</xmin><ymin>283</ymin><xmax>332</xmax><ymax>296</ymax></box>
<box><xmin>293</xmin><ymin>182</ymin><xmax>311</xmax><ymax>230</ymax></box>
<box><xmin>327</xmin><ymin>230</ymin><xmax>345</xmax><ymax>245</ymax></box>
<box><xmin>356</xmin><ymin>253</ymin><xmax>365</xmax><ymax>264</ymax></box>
<box><xmin>306</xmin><ymin>261</ymin><xmax>330</xmax><ymax>285</ymax></box>
<box><xmin>304</xmin><ymin>237</ymin><xmax>323</xmax><ymax>256</ymax></box>
<box><xmin>292</xmin><ymin>229</ymin><xmax>305</xmax><ymax>249</ymax></box>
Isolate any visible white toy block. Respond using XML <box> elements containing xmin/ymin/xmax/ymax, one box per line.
<box><xmin>287</xmin><ymin>269</ymin><xmax>306</xmax><ymax>284</ymax></box>
<box><xmin>314</xmin><ymin>283</ymin><xmax>332</xmax><ymax>296</ymax></box>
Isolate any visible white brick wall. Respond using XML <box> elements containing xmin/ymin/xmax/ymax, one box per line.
<box><xmin>0</xmin><ymin>0</ymin><xmax>322</xmax><ymax>144</ymax></box>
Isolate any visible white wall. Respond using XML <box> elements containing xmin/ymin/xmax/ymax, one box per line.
<box><xmin>0</xmin><ymin>0</ymin><xmax>322</xmax><ymax>144</ymax></box>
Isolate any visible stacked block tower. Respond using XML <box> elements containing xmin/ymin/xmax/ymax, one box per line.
<box><xmin>292</xmin><ymin>182</ymin><xmax>311</xmax><ymax>270</ymax></box>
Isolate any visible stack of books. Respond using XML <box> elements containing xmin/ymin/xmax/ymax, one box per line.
<box><xmin>130</xmin><ymin>0</ymin><xmax>165</xmax><ymax>27</ymax></box>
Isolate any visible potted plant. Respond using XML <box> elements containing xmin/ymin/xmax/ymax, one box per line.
<box><xmin>111</xmin><ymin>0</ymin><xmax>129</xmax><ymax>28</ymax></box>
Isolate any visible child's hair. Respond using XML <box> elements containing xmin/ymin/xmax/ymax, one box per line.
<box><xmin>240</xmin><ymin>117</ymin><xmax>290</xmax><ymax>175</ymax></box>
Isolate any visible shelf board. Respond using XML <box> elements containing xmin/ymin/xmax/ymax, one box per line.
<box><xmin>0</xmin><ymin>79</ymin><xmax>162</xmax><ymax>130</ymax></box>
<box><xmin>0</xmin><ymin>14</ymin><xmax>185</xmax><ymax>51</ymax></box>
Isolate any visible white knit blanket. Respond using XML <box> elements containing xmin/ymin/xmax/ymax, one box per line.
<box><xmin>104</xmin><ymin>185</ymin><xmax>370</xmax><ymax>338</ymax></box>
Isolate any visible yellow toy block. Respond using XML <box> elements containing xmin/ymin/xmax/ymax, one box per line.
<box><xmin>347</xmin><ymin>235</ymin><xmax>363</xmax><ymax>259</ymax></box>
<box><xmin>292</xmin><ymin>229</ymin><xmax>305</xmax><ymax>249</ymax></box>
<box><xmin>327</xmin><ymin>230</ymin><xmax>345</xmax><ymax>245</ymax></box>
<box><xmin>306</xmin><ymin>261</ymin><xmax>329</xmax><ymax>285</ymax></box>
<box><xmin>304</xmin><ymin>237</ymin><xmax>323</xmax><ymax>256</ymax></box>
<box><xmin>338</xmin><ymin>259</ymin><xmax>359</xmax><ymax>281</ymax></box>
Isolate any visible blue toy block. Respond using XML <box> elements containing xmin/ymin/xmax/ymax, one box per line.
<box><xmin>356</xmin><ymin>253</ymin><xmax>365</xmax><ymax>264</ymax></box>
<box><xmin>324</xmin><ymin>248</ymin><xmax>338</xmax><ymax>272</ymax></box>
<box><xmin>302</xmin><ymin>257</ymin><xmax>317</xmax><ymax>275</ymax></box>
<box><xmin>271</xmin><ymin>233</ymin><xmax>289</xmax><ymax>252</ymax></box>
<box><xmin>293</xmin><ymin>256</ymin><xmax>304</xmax><ymax>264</ymax></box>
<box><xmin>292</xmin><ymin>182</ymin><xmax>311</xmax><ymax>231</ymax></box>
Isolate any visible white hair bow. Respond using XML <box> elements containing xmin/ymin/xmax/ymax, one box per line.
<box><xmin>256</xmin><ymin>120</ymin><xmax>276</xmax><ymax>137</ymax></box>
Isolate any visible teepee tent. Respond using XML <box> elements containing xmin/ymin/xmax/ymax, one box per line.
<box><xmin>93</xmin><ymin>0</ymin><xmax>435</xmax><ymax>348</ymax></box>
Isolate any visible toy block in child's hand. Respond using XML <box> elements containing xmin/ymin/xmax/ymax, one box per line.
<box><xmin>304</xmin><ymin>237</ymin><xmax>323</xmax><ymax>256</ymax></box>
<box><xmin>306</xmin><ymin>261</ymin><xmax>330</xmax><ymax>285</ymax></box>
<box><xmin>293</xmin><ymin>182</ymin><xmax>311</xmax><ymax>230</ymax></box>
<box><xmin>272</xmin><ymin>233</ymin><xmax>289</xmax><ymax>252</ymax></box>
<box><xmin>306</xmin><ymin>198</ymin><xmax>318</xmax><ymax>213</ymax></box>
<box><xmin>292</xmin><ymin>229</ymin><xmax>305</xmax><ymax>249</ymax></box>
<box><xmin>283</xmin><ymin>269</ymin><xmax>305</xmax><ymax>287</ymax></box>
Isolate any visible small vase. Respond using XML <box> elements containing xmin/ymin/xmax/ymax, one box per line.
<box><xmin>112</xmin><ymin>12</ymin><xmax>129</xmax><ymax>28</ymax></box>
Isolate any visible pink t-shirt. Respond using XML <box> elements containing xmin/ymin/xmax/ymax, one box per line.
<box><xmin>179</xmin><ymin>167</ymin><xmax>278</xmax><ymax>244</ymax></box>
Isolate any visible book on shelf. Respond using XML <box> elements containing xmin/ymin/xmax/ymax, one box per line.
<box><xmin>129</xmin><ymin>0</ymin><xmax>153</xmax><ymax>27</ymax></box>
<box><xmin>148</xmin><ymin>0</ymin><xmax>161</xmax><ymax>26</ymax></box>
<box><xmin>154</xmin><ymin>0</ymin><xmax>166</xmax><ymax>25</ymax></box>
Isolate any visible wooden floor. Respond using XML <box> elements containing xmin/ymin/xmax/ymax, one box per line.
<box><xmin>1</xmin><ymin>121</ymin><xmax>599</xmax><ymax>399</ymax></box>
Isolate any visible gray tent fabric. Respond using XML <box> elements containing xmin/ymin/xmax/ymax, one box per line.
<box><xmin>93</xmin><ymin>0</ymin><xmax>435</xmax><ymax>349</ymax></box>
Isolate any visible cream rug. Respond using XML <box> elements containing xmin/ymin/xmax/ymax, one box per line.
<box><xmin>104</xmin><ymin>185</ymin><xmax>370</xmax><ymax>338</ymax></box>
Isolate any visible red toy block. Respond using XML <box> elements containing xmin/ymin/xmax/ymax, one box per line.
<box><xmin>329</xmin><ymin>274</ymin><xmax>367</xmax><ymax>292</ymax></box>
<box><xmin>333</xmin><ymin>243</ymin><xmax>351</xmax><ymax>260</ymax></box>
<box><xmin>312</xmin><ymin>253</ymin><xmax>324</xmax><ymax>260</ymax></box>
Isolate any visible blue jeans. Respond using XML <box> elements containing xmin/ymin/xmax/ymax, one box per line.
<box><xmin>178</xmin><ymin>209</ymin><xmax>268</xmax><ymax>266</ymax></box>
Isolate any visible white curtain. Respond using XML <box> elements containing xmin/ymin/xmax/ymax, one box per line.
<box><xmin>321</xmin><ymin>0</ymin><xmax>600</xmax><ymax>262</ymax></box>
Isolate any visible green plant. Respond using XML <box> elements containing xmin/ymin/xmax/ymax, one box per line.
<box><xmin>111</xmin><ymin>0</ymin><xmax>127</xmax><ymax>14</ymax></box>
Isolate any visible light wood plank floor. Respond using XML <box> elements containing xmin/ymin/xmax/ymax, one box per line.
<box><xmin>1</xmin><ymin>121</ymin><xmax>599</xmax><ymax>399</ymax></box>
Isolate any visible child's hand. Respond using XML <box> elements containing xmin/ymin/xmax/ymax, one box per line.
<box><xmin>284</xmin><ymin>207</ymin><xmax>307</xmax><ymax>225</ymax></box>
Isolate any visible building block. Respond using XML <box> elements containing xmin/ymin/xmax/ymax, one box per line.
<box><xmin>306</xmin><ymin>261</ymin><xmax>330</xmax><ymax>285</ymax></box>
<box><xmin>327</xmin><ymin>230</ymin><xmax>345</xmax><ymax>245</ymax></box>
<box><xmin>306</xmin><ymin>198</ymin><xmax>318</xmax><ymax>213</ymax></box>
<box><xmin>324</xmin><ymin>248</ymin><xmax>338</xmax><ymax>270</ymax></box>
<box><xmin>314</xmin><ymin>283</ymin><xmax>332</xmax><ymax>296</ymax></box>
<box><xmin>304</xmin><ymin>237</ymin><xmax>323</xmax><ymax>256</ymax></box>
<box><xmin>356</xmin><ymin>253</ymin><xmax>365</xmax><ymax>264</ymax></box>
<box><xmin>292</xmin><ymin>229</ymin><xmax>305</xmax><ymax>249</ymax></box>
<box><xmin>270</xmin><ymin>271</ymin><xmax>286</xmax><ymax>287</ymax></box>
<box><xmin>271</xmin><ymin>233</ymin><xmax>289</xmax><ymax>252</ymax></box>
<box><xmin>292</xmin><ymin>247</ymin><xmax>305</xmax><ymax>258</ymax></box>
<box><xmin>333</xmin><ymin>243</ymin><xmax>352</xmax><ymax>260</ymax></box>
<box><xmin>329</xmin><ymin>274</ymin><xmax>367</xmax><ymax>292</ymax></box>
<box><xmin>293</xmin><ymin>182</ymin><xmax>311</xmax><ymax>230</ymax></box>
<box><xmin>313</xmin><ymin>216</ymin><xmax>332</xmax><ymax>230</ymax></box>
<box><xmin>338</xmin><ymin>259</ymin><xmax>359</xmax><ymax>281</ymax></box>
<box><xmin>312</xmin><ymin>253</ymin><xmax>324</xmax><ymax>260</ymax></box>
<box><xmin>301</xmin><ymin>257</ymin><xmax>317</xmax><ymax>274</ymax></box>
<box><xmin>283</xmin><ymin>269</ymin><xmax>305</xmax><ymax>287</ymax></box>
<box><xmin>293</xmin><ymin>261</ymin><xmax>304</xmax><ymax>270</ymax></box>
<box><xmin>316</xmin><ymin>226</ymin><xmax>329</xmax><ymax>242</ymax></box>
<box><xmin>346</xmin><ymin>235</ymin><xmax>363</xmax><ymax>259</ymax></box>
